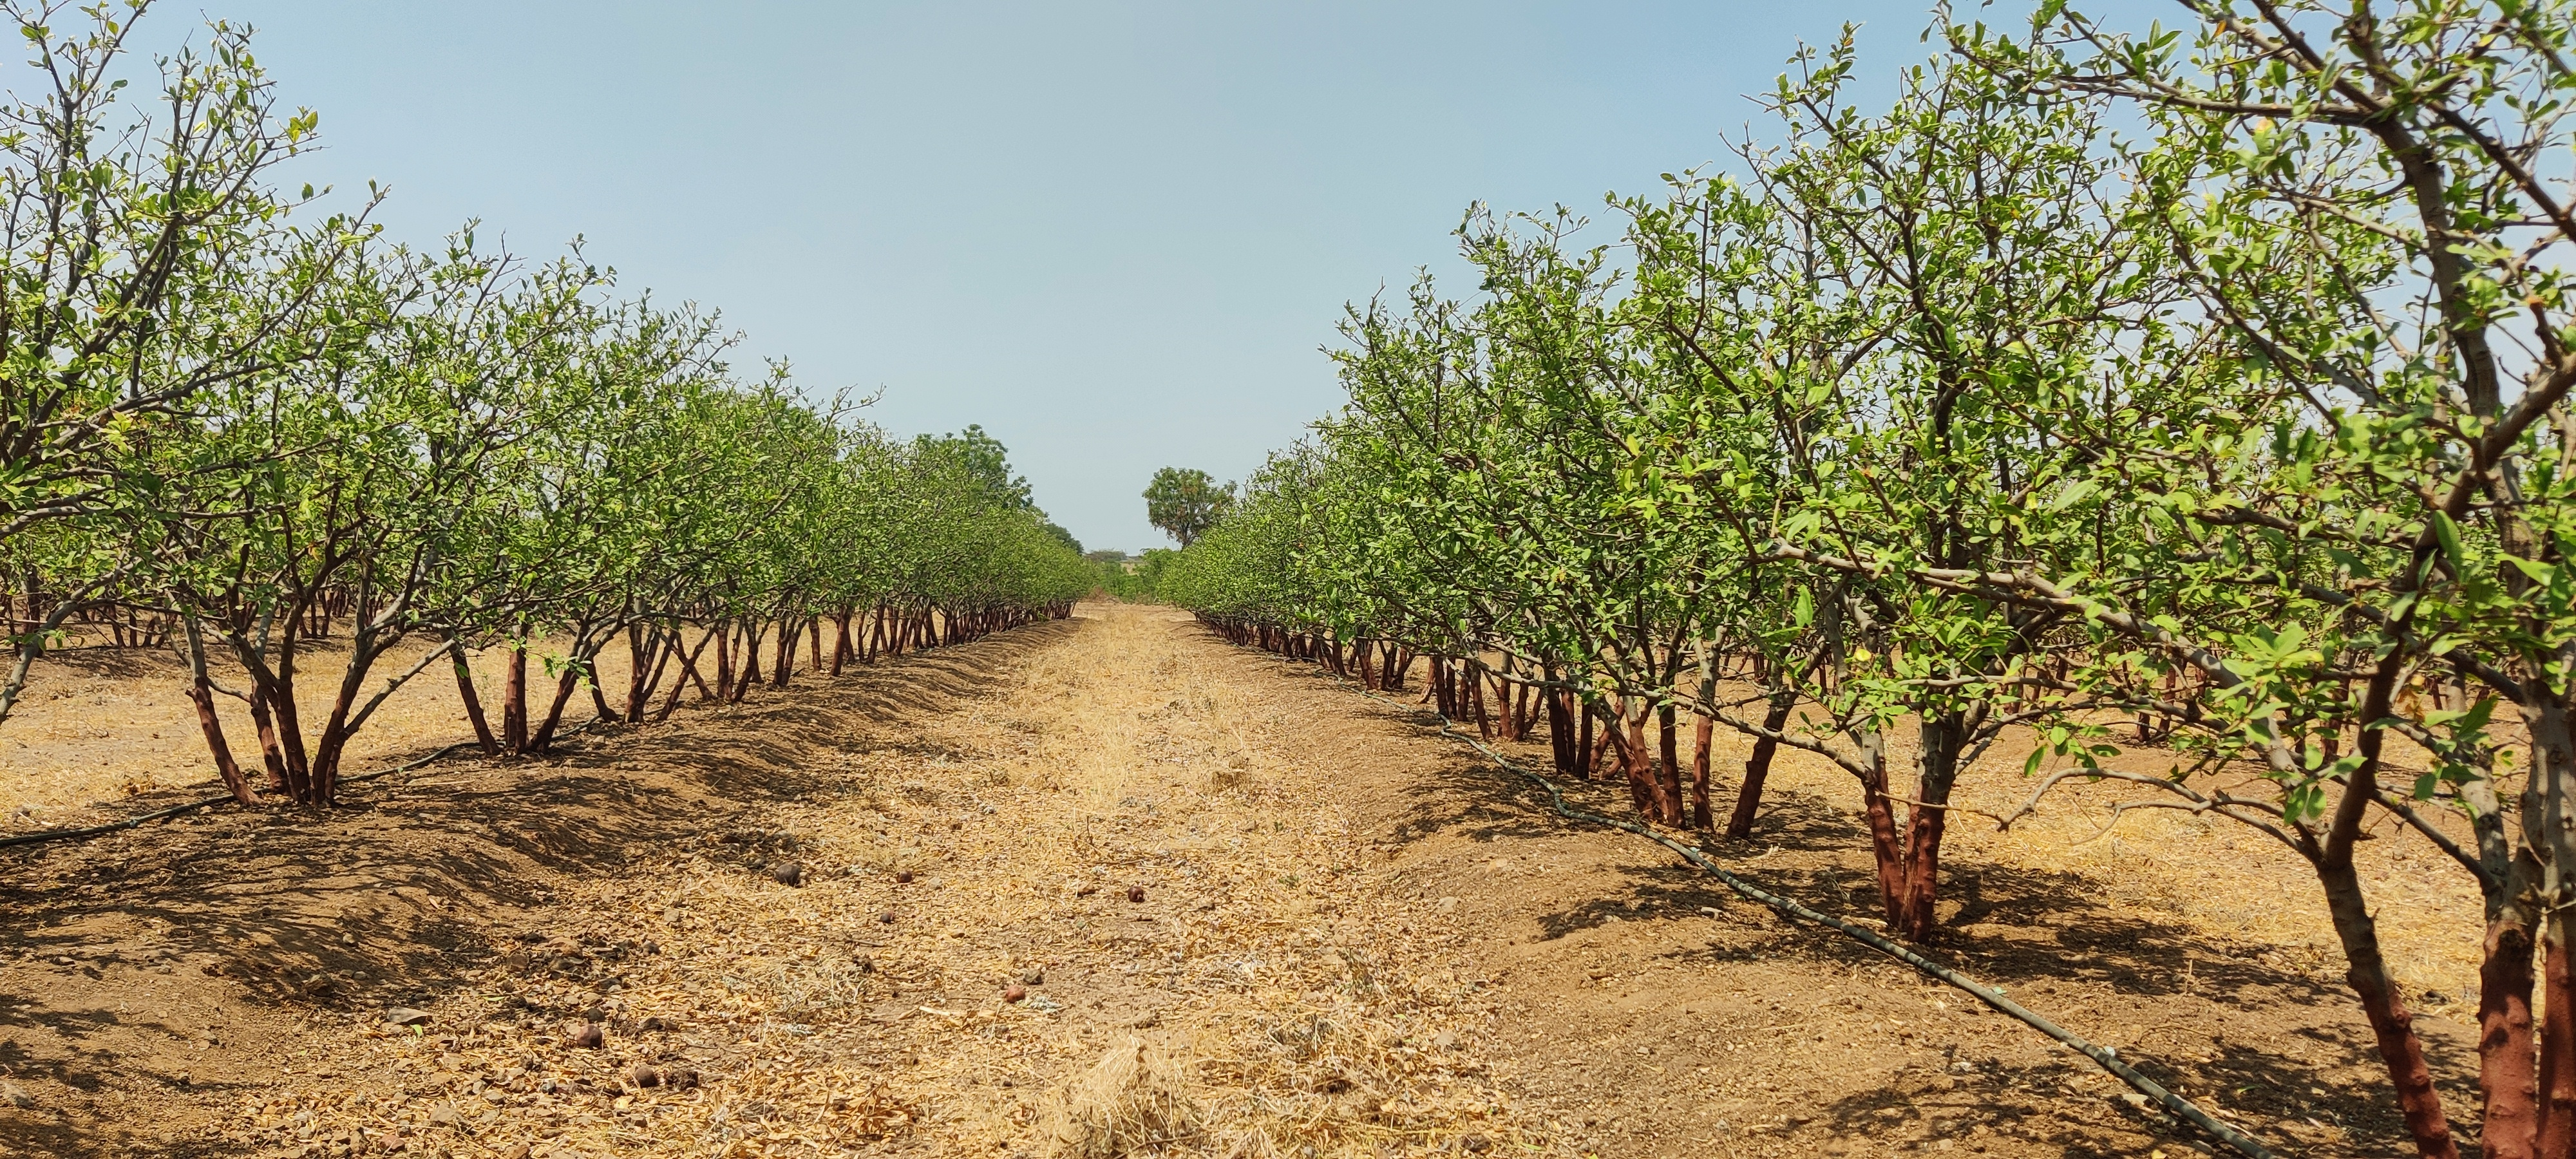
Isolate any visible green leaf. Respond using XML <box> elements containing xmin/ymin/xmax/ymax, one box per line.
<box><xmin>2431</xmin><ymin>510</ymin><xmax>2465</xmax><ymax>574</ymax></box>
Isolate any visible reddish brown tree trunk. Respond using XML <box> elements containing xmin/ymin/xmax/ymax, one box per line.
<box><xmin>1897</xmin><ymin>808</ymin><xmax>1948</xmax><ymax>939</ymax></box>
<box><xmin>2318</xmin><ymin>859</ymin><xmax>2458</xmax><ymax>1157</ymax></box>
<box><xmin>1577</xmin><ymin>702</ymin><xmax>1598</xmax><ymax>780</ymax></box>
<box><xmin>502</xmin><ymin>644</ymin><xmax>529</xmax><ymax>755</ymax></box>
<box><xmin>733</xmin><ymin>621</ymin><xmax>761</xmax><ymax>702</ymax></box>
<box><xmin>1608</xmin><ymin>719</ymin><xmax>1651</xmax><ymax>814</ymax></box>
<box><xmin>452</xmin><ymin>645</ymin><xmax>498</xmax><ymax>756</ymax></box>
<box><xmin>1689</xmin><ymin>711</ymin><xmax>1713</xmax><ymax>831</ymax></box>
<box><xmin>1726</xmin><ymin>692</ymin><xmax>1795</xmax><ymax>840</ymax></box>
<box><xmin>656</xmin><ymin>625</ymin><xmax>721</xmax><ymax>722</ymax></box>
<box><xmin>526</xmin><ymin>666</ymin><xmax>584</xmax><ymax>753</ymax></box>
<box><xmin>1895</xmin><ymin>713</ymin><xmax>1965</xmax><ymax>940</ymax></box>
<box><xmin>1610</xmin><ymin>706</ymin><xmax>1662</xmax><ymax>820</ymax></box>
<box><xmin>1587</xmin><ymin>702</ymin><xmax>1604</xmax><ymax>775</ymax></box>
<box><xmin>307</xmin><ymin>686</ymin><xmax>365</xmax><ymax>804</ymax></box>
<box><xmin>773</xmin><ymin>616</ymin><xmax>795</xmax><ymax>688</ymax></box>
<box><xmin>1548</xmin><ymin>688</ymin><xmax>1576</xmax><ymax>775</ymax></box>
<box><xmin>621</xmin><ymin>627</ymin><xmax>650</xmax><ymax>721</ymax></box>
<box><xmin>2481</xmin><ymin>898</ymin><xmax>2541</xmax><ymax>1159</ymax></box>
<box><xmin>247</xmin><ymin>687</ymin><xmax>290</xmax><ymax>793</ymax></box>
<box><xmin>263</xmin><ymin>660</ymin><xmax>312</xmax><ymax>796</ymax></box>
<box><xmin>630</xmin><ymin>628</ymin><xmax>678</xmax><ymax>721</ymax></box>
<box><xmin>1655</xmin><ymin>701</ymin><xmax>1685</xmax><ymax>827</ymax></box>
<box><xmin>1854</xmin><ymin>731</ymin><xmax>1904</xmax><ymax>924</ymax></box>
<box><xmin>187</xmin><ymin>677</ymin><xmax>254</xmax><ymax>806</ymax></box>
<box><xmin>2542</xmin><ymin>920</ymin><xmax>2576</xmax><ymax>1156</ymax></box>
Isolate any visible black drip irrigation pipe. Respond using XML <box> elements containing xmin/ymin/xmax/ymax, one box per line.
<box><xmin>0</xmin><ymin>741</ymin><xmax>477</xmax><ymax>851</ymax></box>
<box><xmin>1349</xmin><ymin>683</ymin><xmax>2277</xmax><ymax>1159</ymax></box>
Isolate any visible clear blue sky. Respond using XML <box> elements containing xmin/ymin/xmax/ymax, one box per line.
<box><xmin>120</xmin><ymin>1</ymin><xmax>2154</xmax><ymax>552</ymax></box>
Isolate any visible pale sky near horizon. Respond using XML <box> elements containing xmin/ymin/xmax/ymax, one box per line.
<box><xmin>113</xmin><ymin>1</ymin><xmax>2161</xmax><ymax>552</ymax></box>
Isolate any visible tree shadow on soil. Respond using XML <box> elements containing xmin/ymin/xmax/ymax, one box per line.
<box><xmin>1227</xmin><ymin>641</ymin><xmax>2464</xmax><ymax>1159</ymax></box>
<box><xmin>27</xmin><ymin>646</ymin><xmax>172</xmax><ymax>680</ymax></box>
<box><xmin>0</xmin><ymin>617</ymin><xmax>1080</xmax><ymax>1159</ymax></box>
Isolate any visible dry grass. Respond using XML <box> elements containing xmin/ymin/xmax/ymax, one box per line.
<box><xmin>3</xmin><ymin>602</ymin><xmax>2479</xmax><ymax>1157</ymax></box>
<box><xmin>1046</xmin><ymin>1036</ymin><xmax>1195</xmax><ymax>1157</ymax></box>
<box><xmin>167</xmin><ymin>605</ymin><xmax>1544</xmax><ymax>1158</ymax></box>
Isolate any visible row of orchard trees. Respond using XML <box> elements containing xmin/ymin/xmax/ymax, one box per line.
<box><xmin>1168</xmin><ymin>2</ymin><xmax>2576</xmax><ymax>1155</ymax></box>
<box><xmin>0</xmin><ymin>3</ymin><xmax>1091</xmax><ymax>807</ymax></box>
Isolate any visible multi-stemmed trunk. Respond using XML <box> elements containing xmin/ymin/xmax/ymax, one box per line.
<box><xmin>184</xmin><ymin>578</ymin><xmax>450</xmax><ymax>807</ymax></box>
<box><xmin>1893</xmin><ymin>711</ymin><xmax>1968</xmax><ymax>940</ymax></box>
<box><xmin>1848</xmin><ymin>710</ymin><xmax>1966</xmax><ymax>941</ymax></box>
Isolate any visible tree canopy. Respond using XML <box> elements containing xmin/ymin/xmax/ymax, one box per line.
<box><xmin>1142</xmin><ymin>466</ymin><xmax>1235</xmax><ymax>547</ymax></box>
<box><xmin>1155</xmin><ymin>3</ymin><xmax>2576</xmax><ymax>1153</ymax></box>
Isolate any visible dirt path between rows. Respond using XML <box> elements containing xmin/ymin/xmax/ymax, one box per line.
<box><xmin>1</xmin><ymin>603</ymin><xmax>2449</xmax><ymax>1158</ymax></box>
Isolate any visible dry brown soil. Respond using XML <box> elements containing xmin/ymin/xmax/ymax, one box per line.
<box><xmin>0</xmin><ymin>603</ymin><xmax>2473</xmax><ymax>1157</ymax></box>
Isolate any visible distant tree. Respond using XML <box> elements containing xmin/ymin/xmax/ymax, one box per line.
<box><xmin>1094</xmin><ymin>547</ymin><xmax>1177</xmax><ymax>601</ymax></box>
<box><xmin>1143</xmin><ymin>467</ymin><xmax>1233</xmax><ymax>546</ymax></box>
<box><xmin>1040</xmin><ymin>520</ymin><xmax>1081</xmax><ymax>554</ymax></box>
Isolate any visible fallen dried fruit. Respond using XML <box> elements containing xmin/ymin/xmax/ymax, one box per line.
<box><xmin>629</xmin><ymin>1063</ymin><xmax>661</xmax><ymax>1088</ymax></box>
<box><xmin>1126</xmin><ymin>886</ymin><xmax>1145</xmax><ymax>903</ymax></box>
<box><xmin>1003</xmin><ymin>983</ymin><xmax>1027</xmax><ymax>1003</ymax></box>
<box><xmin>772</xmin><ymin>862</ymin><xmax>804</xmax><ymax>887</ymax></box>
<box><xmin>568</xmin><ymin>1022</ymin><xmax>605</xmax><ymax>1049</ymax></box>
<box><xmin>895</xmin><ymin>871</ymin><xmax>914</xmax><ymax>884</ymax></box>
<box><xmin>879</xmin><ymin>910</ymin><xmax>898</xmax><ymax>924</ymax></box>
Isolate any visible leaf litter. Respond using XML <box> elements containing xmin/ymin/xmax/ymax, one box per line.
<box><xmin>209</xmin><ymin>605</ymin><xmax>1538</xmax><ymax>1158</ymax></box>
